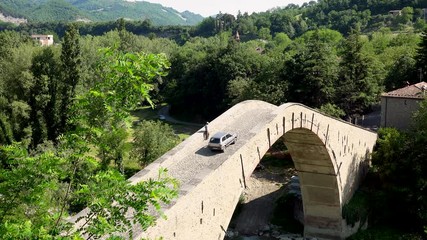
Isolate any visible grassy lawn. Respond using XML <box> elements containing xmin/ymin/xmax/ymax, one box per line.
<box><xmin>130</xmin><ymin>105</ymin><xmax>200</xmax><ymax>137</ymax></box>
<box><xmin>120</xmin><ymin>105</ymin><xmax>200</xmax><ymax>176</ymax></box>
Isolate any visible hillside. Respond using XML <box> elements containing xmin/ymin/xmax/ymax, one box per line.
<box><xmin>0</xmin><ymin>0</ymin><xmax>204</xmax><ymax>25</ymax></box>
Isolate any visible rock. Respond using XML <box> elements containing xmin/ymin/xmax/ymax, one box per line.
<box><xmin>226</xmin><ymin>230</ymin><xmax>235</xmax><ymax>238</ymax></box>
<box><xmin>271</xmin><ymin>230</ymin><xmax>280</xmax><ymax>237</ymax></box>
<box><xmin>242</xmin><ymin>237</ymin><xmax>261</xmax><ymax>240</ymax></box>
<box><xmin>260</xmin><ymin>224</ymin><xmax>271</xmax><ymax>232</ymax></box>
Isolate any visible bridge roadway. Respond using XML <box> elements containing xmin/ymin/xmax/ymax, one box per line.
<box><xmin>156</xmin><ymin>105</ymin><xmax>277</xmax><ymax>187</ymax></box>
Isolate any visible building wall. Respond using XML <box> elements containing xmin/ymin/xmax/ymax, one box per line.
<box><xmin>31</xmin><ymin>35</ymin><xmax>54</xmax><ymax>46</ymax></box>
<box><xmin>381</xmin><ymin>96</ymin><xmax>421</xmax><ymax>130</ymax></box>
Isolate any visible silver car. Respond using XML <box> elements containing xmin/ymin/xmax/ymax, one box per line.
<box><xmin>208</xmin><ymin>132</ymin><xmax>237</xmax><ymax>151</ymax></box>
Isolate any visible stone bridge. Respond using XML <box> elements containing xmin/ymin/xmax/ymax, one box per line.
<box><xmin>74</xmin><ymin>100</ymin><xmax>378</xmax><ymax>239</ymax></box>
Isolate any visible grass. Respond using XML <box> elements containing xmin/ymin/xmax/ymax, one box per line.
<box><xmin>121</xmin><ymin>105</ymin><xmax>200</xmax><ymax>173</ymax></box>
<box><xmin>131</xmin><ymin>105</ymin><xmax>200</xmax><ymax>136</ymax></box>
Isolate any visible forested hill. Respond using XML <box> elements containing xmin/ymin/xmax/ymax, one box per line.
<box><xmin>194</xmin><ymin>0</ymin><xmax>427</xmax><ymax>39</ymax></box>
<box><xmin>0</xmin><ymin>0</ymin><xmax>203</xmax><ymax>25</ymax></box>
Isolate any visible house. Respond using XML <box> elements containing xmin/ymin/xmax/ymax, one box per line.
<box><xmin>381</xmin><ymin>82</ymin><xmax>427</xmax><ymax>130</ymax></box>
<box><xmin>31</xmin><ymin>34</ymin><xmax>54</xmax><ymax>46</ymax></box>
<box><xmin>388</xmin><ymin>10</ymin><xmax>402</xmax><ymax>16</ymax></box>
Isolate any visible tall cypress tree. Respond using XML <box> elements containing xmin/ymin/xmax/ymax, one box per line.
<box><xmin>59</xmin><ymin>24</ymin><xmax>81</xmax><ymax>134</ymax></box>
<box><xmin>337</xmin><ymin>29</ymin><xmax>380</xmax><ymax>118</ymax></box>
<box><xmin>285</xmin><ymin>30</ymin><xmax>339</xmax><ymax>108</ymax></box>
<box><xmin>415</xmin><ymin>29</ymin><xmax>427</xmax><ymax>81</ymax></box>
<box><xmin>29</xmin><ymin>47</ymin><xmax>60</xmax><ymax>147</ymax></box>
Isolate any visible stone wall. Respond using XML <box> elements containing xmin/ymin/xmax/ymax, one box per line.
<box><xmin>381</xmin><ymin>96</ymin><xmax>421</xmax><ymax>130</ymax></box>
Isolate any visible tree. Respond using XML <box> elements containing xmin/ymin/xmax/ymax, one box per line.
<box><xmin>273</xmin><ymin>32</ymin><xmax>292</xmax><ymax>51</ymax></box>
<box><xmin>0</xmin><ymin>45</ymin><xmax>177</xmax><ymax>239</ymax></box>
<box><xmin>73</xmin><ymin>47</ymin><xmax>170</xmax><ymax>171</ymax></box>
<box><xmin>258</xmin><ymin>27</ymin><xmax>272</xmax><ymax>40</ymax></box>
<box><xmin>29</xmin><ymin>47</ymin><xmax>61</xmax><ymax>147</ymax></box>
<box><xmin>384</xmin><ymin>54</ymin><xmax>417</xmax><ymax>90</ymax></box>
<box><xmin>74</xmin><ymin>168</ymin><xmax>178</xmax><ymax>238</ymax></box>
<box><xmin>0</xmin><ymin>142</ymin><xmax>73</xmax><ymax>238</ymax></box>
<box><xmin>284</xmin><ymin>30</ymin><xmax>339</xmax><ymax>108</ymax></box>
<box><xmin>371</xmin><ymin>99</ymin><xmax>427</xmax><ymax>233</ymax></box>
<box><xmin>131</xmin><ymin>120</ymin><xmax>179</xmax><ymax>167</ymax></box>
<box><xmin>59</xmin><ymin>23</ymin><xmax>81</xmax><ymax>134</ymax></box>
<box><xmin>336</xmin><ymin>30</ymin><xmax>381</xmax><ymax>117</ymax></box>
<box><xmin>416</xmin><ymin>29</ymin><xmax>427</xmax><ymax>81</ymax></box>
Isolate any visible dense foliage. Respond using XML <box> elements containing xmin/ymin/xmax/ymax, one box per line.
<box><xmin>0</xmin><ymin>0</ymin><xmax>203</xmax><ymax>25</ymax></box>
<box><xmin>0</xmin><ymin>27</ymin><xmax>179</xmax><ymax>238</ymax></box>
<box><xmin>349</xmin><ymin>99</ymin><xmax>427</xmax><ymax>238</ymax></box>
<box><xmin>131</xmin><ymin>120</ymin><xmax>180</xmax><ymax>167</ymax></box>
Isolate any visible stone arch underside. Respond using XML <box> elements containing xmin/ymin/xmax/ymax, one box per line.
<box><xmin>71</xmin><ymin>100</ymin><xmax>378</xmax><ymax>240</ymax></box>
<box><xmin>283</xmin><ymin>129</ymin><xmax>342</xmax><ymax>239</ymax></box>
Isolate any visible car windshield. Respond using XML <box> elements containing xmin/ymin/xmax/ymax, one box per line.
<box><xmin>209</xmin><ymin>137</ymin><xmax>221</xmax><ymax>143</ymax></box>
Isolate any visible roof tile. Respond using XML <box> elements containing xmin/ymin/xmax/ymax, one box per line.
<box><xmin>382</xmin><ymin>81</ymin><xmax>427</xmax><ymax>99</ymax></box>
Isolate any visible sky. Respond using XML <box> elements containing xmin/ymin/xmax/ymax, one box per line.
<box><xmin>143</xmin><ymin>0</ymin><xmax>310</xmax><ymax>17</ymax></box>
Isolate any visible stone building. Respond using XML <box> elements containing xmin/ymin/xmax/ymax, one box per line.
<box><xmin>381</xmin><ymin>81</ymin><xmax>427</xmax><ymax>130</ymax></box>
<box><xmin>31</xmin><ymin>34</ymin><xmax>54</xmax><ymax>46</ymax></box>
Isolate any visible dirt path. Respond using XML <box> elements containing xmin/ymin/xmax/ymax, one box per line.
<box><xmin>228</xmin><ymin>164</ymin><xmax>297</xmax><ymax>236</ymax></box>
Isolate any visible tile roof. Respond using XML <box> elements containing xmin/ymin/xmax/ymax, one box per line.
<box><xmin>382</xmin><ymin>81</ymin><xmax>427</xmax><ymax>99</ymax></box>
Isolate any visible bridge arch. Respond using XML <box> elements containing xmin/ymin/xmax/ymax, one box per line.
<box><xmin>279</xmin><ymin>128</ymin><xmax>343</xmax><ymax>238</ymax></box>
<box><xmin>72</xmin><ymin>100</ymin><xmax>377</xmax><ymax>240</ymax></box>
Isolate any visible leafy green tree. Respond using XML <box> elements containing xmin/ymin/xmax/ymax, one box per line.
<box><xmin>416</xmin><ymin>29</ymin><xmax>427</xmax><ymax>80</ymax></box>
<box><xmin>0</xmin><ymin>41</ymin><xmax>37</xmax><ymax>144</ymax></box>
<box><xmin>0</xmin><ymin>142</ymin><xmax>69</xmax><ymax>238</ymax></box>
<box><xmin>371</xmin><ymin>99</ymin><xmax>427</xmax><ymax>232</ymax></box>
<box><xmin>336</xmin><ymin>30</ymin><xmax>381</xmax><ymax>117</ymax></box>
<box><xmin>284</xmin><ymin>30</ymin><xmax>339</xmax><ymax>108</ymax></box>
<box><xmin>29</xmin><ymin>47</ymin><xmax>61</xmax><ymax>147</ymax></box>
<box><xmin>273</xmin><ymin>32</ymin><xmax>292</xmax><ymax>51</ymax></box>
<box><xmin>396</xmin><ymin>7</ymin><xmax>414</xmax><ymax>25</ymax></box>
<box><xmin>269</xmin><ymin>12</ymin><xmax>295</xmax><ymax>37</ymax></box>
<box><xmin>414</xmin><ymin>18</ymin><xmax>427</xmax><ymax>32</ymax></box>
<box><xmin>73</xmin><ymin>47</ymin><xmax>170</xmax><ymax>171</ymax></box>
<box><xmin>59</xmin><ymin>23</ymin><xmax>81</xmax><ymax>134</ymax></box>
<box><xmin>385</xmin><ymin>55</ymin><xmax>417</xmax><ymax>90</ymax></box>
<box><xmin>258</xmin><ymin>27</ymin><xmax>272</xmax><ymax>40</ymax></box>
<box><xmin>75</xmin><ymin>168</ymin><xmax>178</xmax><ymax>239</ymax></box>
<box><xmin>0</xmin><ymin>44</ymin><xmax>177</xmax><ymax>239</ymax></box>
<box><xmin>131</xmin><ymin>120</ymin><xmax>179</xmax><ymax>167</ymax></box>
<box><xmin>193</xmin><ymin>17</ymin><xmax>216</xmax><ymax>37</ymax></box>
<box><xmin>318</xmin><ymin>103</ymin><xmax>345</xmax><ymax>118</ymax></box>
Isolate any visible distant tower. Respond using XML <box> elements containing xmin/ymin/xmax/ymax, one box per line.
<box><xmin>234</xmin><ymin>31</ymin><xmax>240</xmax><ymax>42</ymax></box>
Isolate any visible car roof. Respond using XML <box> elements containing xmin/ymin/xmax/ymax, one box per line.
<box><xmin>211</xmin><ymin>132</ymin><xmax>227</xmax><ymax>138</ymax></box>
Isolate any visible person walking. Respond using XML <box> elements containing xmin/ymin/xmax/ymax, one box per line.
<box><xmin>204</xmin><ymin>122</ymin><xmax>209</xmax><ymax>140</ymax></box>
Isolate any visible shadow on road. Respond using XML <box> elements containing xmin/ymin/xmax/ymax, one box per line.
<box><xmin>195</xmin><ymin>147</ymin><xmax>218</xmax><ymax>157</ymax></box>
